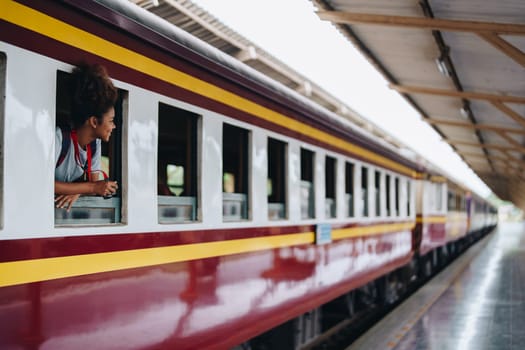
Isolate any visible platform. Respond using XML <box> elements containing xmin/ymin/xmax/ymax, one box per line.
<box><xmin>348</xmin><ymin>221</ymin><xmax>525</xmax><ymax>350</ymax></box>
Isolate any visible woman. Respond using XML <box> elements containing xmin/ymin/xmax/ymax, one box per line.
<box><xmin>55</xmin><ymin>63</ymin><xmax>119</xmax><ymax>211</ymax></box>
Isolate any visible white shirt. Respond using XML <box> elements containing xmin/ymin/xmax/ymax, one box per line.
<box><xmin>55</xmin><ymin>126</ymin><xmax>102</xmax><ymax>182</ymax></box>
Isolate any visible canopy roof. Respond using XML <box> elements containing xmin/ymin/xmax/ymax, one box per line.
<box><xmin>313</xmin><ymin>0</ymin><xmax>525</xmax><ymax>210</ymax></box>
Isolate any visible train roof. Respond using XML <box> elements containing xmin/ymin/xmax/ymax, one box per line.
<box><xmin>92</xmin><ymin>0</ymin><xmax>425</xmax><ymax>172</ymax></box>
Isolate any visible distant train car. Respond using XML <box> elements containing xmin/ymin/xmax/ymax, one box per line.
<box><xmin>0</xmin><ymin>1</ymin><xmax>496</xmax><ymax>349</ymax></box>
<box><xmin>414</xmin><ymin>174</ymin><xmax>497</xmax><ymax>278</ymax></box>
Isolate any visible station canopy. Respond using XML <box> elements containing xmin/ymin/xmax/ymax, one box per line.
<box><xmin>313</xmin><ymin>0</ymin><xmax>525</xmax><ymax>211</ymax></box>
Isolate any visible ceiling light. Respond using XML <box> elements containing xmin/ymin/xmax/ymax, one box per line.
<box><xmin>460</xmin><ymin>106</ymin><xmax>469</xmax><ymax>119</ymax></box>
<box><xmin>435</xmin><ymin>57</ymin><xmax>451</xmax><ymax>77</ymax></box>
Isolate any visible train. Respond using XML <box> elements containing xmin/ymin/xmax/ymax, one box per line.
<box><xmin>0</xmin><ymin>1</ymin><xmax>497</xmax><ymax>349</ymax></box>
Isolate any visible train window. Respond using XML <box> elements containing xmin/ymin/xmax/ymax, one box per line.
<box><xmin>394</xmin><ymin>177</ymin><xmax>400</xmax><ymax>217</ymax></box>
<box><xmin>374</xmin><ymin>170</ymin><xmax>381</xmax><ymax>217</ymax></box>
<box><xmin>385</xmin><ymin>174</ymin><xmax>391</xmax><ymax>216</ymax></box>
<box><xmin>158</xmin><ymin>103</ymin><xmax>198</xmax><ymax>223</ymax></box>
<box><xmin>345</xmin><ymin>162</ymin><xmax>354</xmax><ymax>217</ymax></box>
<box><xmin>407</xmin><ymin>180</ymin><xmax>411</xmax><ymax>216</ymax></box>
<box><xmin>223</xmin><ymin>123</ymin><xmax>249</xmax><ymax>221</ymax></box>
<box><xmin>361</xmin><ymin>166</ymin><xmax>368</xmax><ymax>217</ymax></box>
<box><xmin>54</xmin><ymin>70</ymin><xmax>125</xmax><ymax>226</ymax></box>
<box><xmin>0</xmin><ymin>53</ymin><xmax>4</xmax><ymax>229</ymax></box>
<box><xmin>268</xmin><ymin>137</ymin><xmax>287</xmax><ymax>220</ymax></box>
<box><xmin>455</xmin><ymin>194</ymin><xmax>461</xmax><ymax>211</ymax></box>
<box><xmin>459</xmin><ymin>195</ymin><xmax>466</xmax><ymax>211</ymax></box>
<box><xmin>435</xmin><ymin>183</ymin><xmax>443</xmax><ymax>211</ymax></box>
<box><xmin>447</xmin><ymin>191</ymin><xmax>456</xmax><ymax>210</ymax></box>
<box><xmin>325</xmin><ymin>156</ymin><xmax>336</xmax><ymax>218</ymax></box>
<box><xmin>300</xmin><ymin>148</ymin><xmax>315</xmax><ymax>219</ymax></box>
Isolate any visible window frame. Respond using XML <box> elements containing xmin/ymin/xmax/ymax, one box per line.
<box><xmin>0</xmin><ymin>53</ymin><xmax>5</xmax><ymax>229</ymax></box>
<box><xmin>157</xmin><ymin>102</ymin><xmax>200</xmax><ymax>224</ymax></box>
<box><xmin>300</xmin><ymin>147</ymin><xmax>315</xmax><ymax>219</ymax></box>
<box><xmin>267</xmin><ymin>136</ymin><xmax>287</xmax><ymax>220</ymax></box>
<box><xmin>345</xmin><ymin>161</ymin><xmax>355</xmax><ymax>218</ymax></box>
<box><xmin>54</xmin><ymin>70</ymin><xmax>127</xmax><ymax>226</ymax></box>
<box><xmin>324</xmin><ymin>155</ymin><xmax>337</xmax><ymax>219</ymax></box>
<box><xmin>374</xmin><ymin>169</ymin><xmax>381</xmax><ymax>217</ymax></box>
<box><xmin>361</xmin><ymin>165</ymin><xmax>369</xmax><ymax>217</ymax></box>
<box><xmin>222</xmin><ymin>123</ymin><xmax>250</xmax><ymax>222</ymax></box>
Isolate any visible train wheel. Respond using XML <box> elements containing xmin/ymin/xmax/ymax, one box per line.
<box><xmin>379</xmin><ymin>273</ymin><xmax>400</xmax><ymax>305</ymax></box>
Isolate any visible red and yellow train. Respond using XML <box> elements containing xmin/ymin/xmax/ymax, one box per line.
<box><xmin>0</xmin><ymin>1</ymin><xmax>497</xmax><ymax>349</ymax></box>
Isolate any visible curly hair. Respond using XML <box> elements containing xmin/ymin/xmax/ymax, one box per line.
<box><xmin>70</xmin><ymin>63</ymin><xmax>117</xmax><ymax>128</ymax></box>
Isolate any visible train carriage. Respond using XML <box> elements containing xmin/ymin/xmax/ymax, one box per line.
<box><xmin>0</xmin><ymin>1</ymin><xmax>496</xmax><ymax>349</ymax></box>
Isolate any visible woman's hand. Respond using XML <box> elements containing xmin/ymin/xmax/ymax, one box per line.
<box><xmin>92</xmin><ymin>180</ymin><xmax>118</xmax><ymax>197</ymax></box>
<box><xmin>55</xmin><ymin>194</ymin><xmax>81</xmax><ymax>212</ymax></box>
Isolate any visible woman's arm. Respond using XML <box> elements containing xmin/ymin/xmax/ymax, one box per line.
<box><xmin>55</xmin><ymin>180</ymin><xmax>118</xmax><ymax>196</ymax></box>
<box><xmin>55</xmin><ymin>180</ymin><xmax>96</xmax><ymax>195</ymax></box>
<box><xmin>55</xmin><ymin>180</ymin><xmax>118</xmax><ymax>211</ymax></box>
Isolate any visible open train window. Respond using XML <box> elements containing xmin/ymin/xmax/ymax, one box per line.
<box><xmin>158</xmin><ymin>103</ymin><xmax>198</xmax><ymax>223</ymax></box>
<box><xmin>385</xmin><ymin>174</ymin><xmax>391</xmax><ymax>217</ymax></box>
<box><xmin>361</xmin><ymin>166</ymin><xmax>369</xmax><ymax>217</ymax></box>
<box><xmin>325</xmin><ymin>156</ymin><xmax>336</xmax><ymax>218</ymax></box>
<box><xmin>223</xmin><ymin>123</ymin><xmax>249</xmax><ymax>221</ymax></box>
<box><xmin>407</xmin><ymin>180</ymin><xmax>411</xmax><ymax>216</ymax></box>
<box><xmin>374</xmin><ymin>170</ymin><xmax>381</xmax><ymax>217</ymax></box>
<box><xmin>447</xmin><ymin>191</ymin><xmax>454</xmax><ymax>210</ymax></box>
<box><xmin>300</xmin><ymin>148</ymin><xmax>315</xmax><ymax>219</ymax></box>
<box><xmin>345</xmin><ymin>162</ymin><xmax>354</xmax><ymax>217</ymax></box>
<box><xmin>459</xmin><ymin>195</ymin><xmax>466</xmax><ymax>211</ymax></box>
<box><xmin>0</xmin><ymin>53</ymin><xmax>5</xmax><ymax>229</ymax></box>
<box><xmin>54</xmin><ymin>70</ymin><xmax>125</xmax><ymax>226</ymax></box>
<box><xmin>268</xmin><ymin>137</ymin><xmax>287</xmax><ymax>220</ymax></box>
<box><xmin>394</xmin><ymin>177</ymin><xmax>400</xmax><ymax>217</ymax></box>
<box><xmin>435</xmin><ymin>183</ymin><xmax>443</xmax><ymax>211</ymax></box>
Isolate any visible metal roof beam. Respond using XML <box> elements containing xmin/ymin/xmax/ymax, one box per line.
<box><xmin>477</xmin><ymin>32</ymin><xmax>525</xmax><ymax>67</ymax></box>
<box><xmin>449</xmin><ymin>140</ymin><xmax>525</xmax><ymax>153</ymax></box>
<box><xmin>318</xmin><ymin>11</ymin><xmax>525</xmax><ymax>68</ymax></box>
<box><xmin>389</xmin><ymin>84</ymin><xmax>525</xmax><ymax>104</ymax></box>
<box><xmin>427</xmin><ymin>118</ymin><xmax>525</xmax><ymax>135</ymax></box>
<box><xmin>460</xmin><ymin>151</ymin><xmax>525</xmax><ymax>165</ymax></box>
<box><xmin>316</xmin><ymin>11</ymin><xmax>525</xmax><ymax>35</ymax></box>
<box><xmin>491</xmin><ymin>101</ymin><xmax>525</xmax><ymax>129</ymax></box>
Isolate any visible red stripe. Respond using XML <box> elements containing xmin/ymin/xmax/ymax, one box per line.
<box><xmin>0</xmin><ymin>220</ymin><xmax>408</xmax><ymax>263</ymax></box>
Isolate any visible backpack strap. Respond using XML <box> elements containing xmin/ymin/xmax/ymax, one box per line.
<box><xmin>55</xmin><ymin>127</ymin><xmax>98</xmax><ymax>170</ymax></box>
<box><xmin>56</xmin><ymin>127</ymin><xmax>71</xmax><ymax>168</ymax></box>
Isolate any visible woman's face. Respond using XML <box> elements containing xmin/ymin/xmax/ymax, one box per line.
<box><xmin>96</xmin><ymin>107</ymin><xmax>116</xmax><ymax>142</ymax></box>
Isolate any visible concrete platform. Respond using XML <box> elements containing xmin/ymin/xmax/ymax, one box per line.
<box><xmin>347</xmin><ymin>221</ymin><xmax>525</xmax><ymax>350</ymax></box>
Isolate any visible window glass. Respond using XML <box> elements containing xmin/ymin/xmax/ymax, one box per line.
<box><xmin>54</xmin><ymin>70</ymin><xmax>125</xmax><ymax>225</ymax></box>
<box><xmin>407</xmin><ymin>180</ymin><xmax>411</xmax><ymax>216</ymax></box>
<box><xmin>268</xmin><ymin>137</ymin><xmax>287</xmax><ymax>220</ymax></box>
<box><xmin>435</xmin><ymin>183</ymin><xmax>443</xmax><ymax>211</ymax></box>
<box><xmin>394</xmin><ymin>177</ymin><xmax>400</xmax><ymax>216</ymax></box>
<box><xmin>385</xmin><ymin>174</ymin><xmax>391</xmax><ymax>216</ymax></box>
<box><xmin>0</xmin><ymin>53</ymin><xmax>5</xmax><ymax>229</ymax></box>
<box><xmin>345</xmin><ymin>162</ymin><xmax>354</xmax><ymax>217</ymax></box>
<box><xmin>374</xmin><ymin>170</ymin><xmax>381</xmax><ymax>216</ymax></box>
<box><xmin>448</xmin><ymin>191</ymin><xmax>456</xmax><ymax>210</ymax></box>
<box><xmin>361</xmin><ymin>166</ymin><xmax>368</xmax><ymax>217</ymax></box>
<box><xmin>158</xmin><ymin>103</ymin><xmax>198</xmax><ymax>223</ymax></box>
<box><xmin>300</xmin><ymin>148</ymin><xmax>315</xmax><ymax>219</ymax></box>
<box><xmin>223</xmin><ymin>123</ymin><xmax>249</xmax><ymax>221</ymax></box>
<box><xmin>325</xmin><ymin>156</ymin><xmax>336</xmax><ymax>218</ymax></box>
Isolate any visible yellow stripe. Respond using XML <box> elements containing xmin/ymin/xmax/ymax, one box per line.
<box><xmin>1</xmin><ymin>1</ymin><xmax>414</xmax><ymax>176</ymax></box>
<box><xmin>0</xmin><ymin>221</ymin><xmax>415</xmax><ymax>287</ymax></box>
<box><xmin>416</xmin><ymin>216</ymin><xmax>446</xmax><ymax>224</ymax></box>
<box><xmin>332</xmin><ymin>222</ymin><xmax>414</xmax><ymax>239</ymax></box>
<box><xmin>0</xmin><ymin>233</ymin><xmax>314</xmax><ymax>288</ymax></box>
